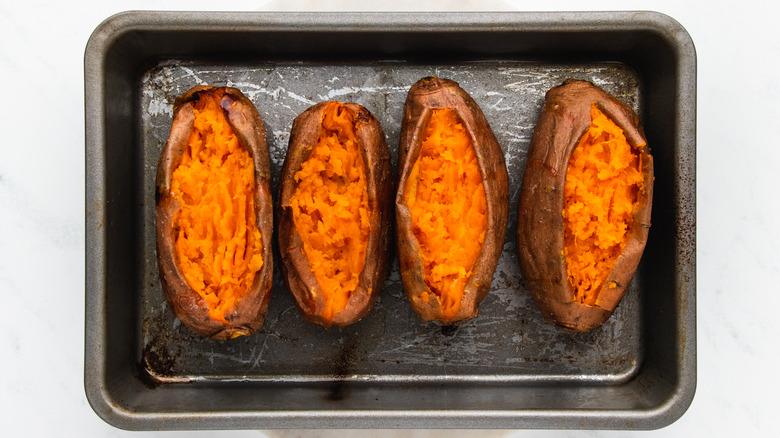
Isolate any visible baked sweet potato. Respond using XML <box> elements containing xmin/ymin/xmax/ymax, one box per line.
<box><xmin>396</xmin><ymin>76</ymin><xmax>509</xmax><ymax>324</ymax></box>
<box><xmin>278</xmin><ymin>101</ymin><xmax>393</xmax><ymax>328</ymax></box>
<box><xmin>155</xmin><ymin>86</ymin><xmax>273</xmax><ymax>340</ymax></box>
<box><xmin>516</xmin><ymin>79</ymin><xmax>654</xmax><ymax>332</ymax></box>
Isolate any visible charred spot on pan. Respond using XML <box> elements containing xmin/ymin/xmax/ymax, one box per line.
<box><xmin>136</xmin><ymin>343</ymin><xmax>176</xmax><ymax>389</ymax></box>
<box><xmin>440</xmin><ymin>325</ymin><xmax>458</xmax><ymax>337</ymax></box>
<box><xmin>143</xmin><ymin>343</ymin><xmax>175</xmax><ymax>374</ymax></box>
<box><xmin>133</xmin><ymin>361</ymin><xmax>161</xmax><ymax>390</ymax></box>
<box><xmin>333</xmin><ymin>341</ymin><xmax>357</xmax><ymax>376</ymax></box>
<box><xmin>326</xmin><ymin>339</ymin><xmax>357</xmax><ymax>402</ymax></box>
<box><xmin>327</xmin><ymin>381</ymin><xmax>347</xmax><ymax>402</ymax></box>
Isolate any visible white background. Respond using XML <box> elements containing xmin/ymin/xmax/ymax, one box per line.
<box><xmin>1</xmin><ymin>0</ymin><xmax>777</xmax><ymax>436</ymax></box>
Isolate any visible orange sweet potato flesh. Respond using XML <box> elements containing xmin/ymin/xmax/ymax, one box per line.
<box><xmin>289</xmin><ymin>103</ymin><xmax>370</xmax><ymax>323</ymax></box>
<box><xmin>397</xmin><ymin>77</ymin><xmax>508</xmax><ymax>325</ymax></box>
<box><xmin>403</xmin><ymin>109</ymin><xmax>487</xmax><ymax>321</ymax></box>
<box><xmin>564</xmin><ymin>104</ymin><xmax>645</xmax><ymax>306</ymax></box>
<box><xmin>171</xmin><ymin>90</ymin><xmax>264</xmax><ymax>323</ymax></box>
<box><xmin>279</xmin><ymin>101</ymin><xmax>393</xmax><ymax>328</ymax></box>
<box><xmin>156</xmin><ymin>86</ymin><xmax>273</xmax><ymax>340</ymax></box>
<box><xmin>516</xmin><ymin>79</ymin><xmax>653</xmax><ymax>333</ymax></box>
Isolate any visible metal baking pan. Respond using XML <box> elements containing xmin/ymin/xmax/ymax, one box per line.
<box><xmin>84</xmin><ymin>11</ymin><xmax>696</xmax><ymax>430</ymax></box>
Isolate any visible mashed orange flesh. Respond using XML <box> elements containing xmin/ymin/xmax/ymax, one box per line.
<box><xmin>563</xmin><ymin>104</ymin><xmax>644</xmax><ymax>305</ymax></box>
<box><xmin>404</xmin><ymin>109</ymin><xmax>487</xmax><ymax>320</ymax></box>
<box><xmin>290</xmin><ymin>102</ymin><xmax>370</xmax><ymax>324</ymax></box>
<box><xmin>171</xmin><ymin>90</ymin><xmax>264</xmax><ymax>324</ymax></box>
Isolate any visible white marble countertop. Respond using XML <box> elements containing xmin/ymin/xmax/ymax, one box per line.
<box><xmin>1</xmin><ymin>0</ymin><xmax>778</xmax><ymax>436</ymax></box>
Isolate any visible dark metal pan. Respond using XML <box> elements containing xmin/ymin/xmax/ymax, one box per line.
<box><xmin>85</xmin><ymin>11</ymin><xmax>696</xmax><ymax>430</ymax></box>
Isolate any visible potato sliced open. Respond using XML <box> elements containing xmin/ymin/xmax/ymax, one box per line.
<box><xmin>278</xmin><ymin>101</ymin><xmax>393</xmax><ymax>328</ymax></box>
<box><xmin>156</xmin><ymin>86</ymin><xmax>273</xmax><ymax>340</ymax></box>
<box><xmin>396</xmin><ymin>77</ymin><xmax>509</xmax><ymax>324</ymax></box>
<box><xmin>517</xmin><ymin>79</ymin><xmax>654</xmax><ymax>332</ymax></box>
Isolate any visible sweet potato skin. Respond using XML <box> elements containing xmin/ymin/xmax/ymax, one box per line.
<box><xmin>516</xmin><ymin>79</ymin><xmax>654</xmax><ymax>332</ymax></box>
<box><xmin>278</xmin><ymin>101</ymin><xmax>393</xmax><ymax>328</ymax></box>
<box><xmin>155</xmin><ymin>86</ymin><xmax>274</xmax><ymax>340</ymax></box>
<box><xmin>396</xmin><ymin>76</ymin><xmax>509</xmax><ymax>324</ymax></box>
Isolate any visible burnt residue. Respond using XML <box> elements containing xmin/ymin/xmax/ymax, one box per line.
<box><xmin>133</xmin><ymin>362</ymin><xmax>161</xmax><ymax>390</ymax></box>
<box><xmin>264</xmin><ymin>329</ymin><xmax>300</xmax><ymax>344</ymax></box>
<box><xmin>136</xmin><ymin>342</ymin><xmax>176</xmax><ymax>389</ymax></box>
<box><xmin>142</xmin><ymin>344</ymin><xmax>176</xmax><ymax>376</ymax></box>
<box><xmin>327</xmin><ymin>338</ymin><xmax>358</xmax><ymax>402</ymax></box>
<box><xmin>601</xmin><ymin>352</ymin><xmax>636</xmax><ymax>369</ymax></box>
<box><xmin>140</xmin><ymin>303</ymin><xmax>182</xmax><ymax>377</ymax></box>
<box><xmin>440</xmin><ymin>325</ymin><xmax>458</xmax><ymax>337</ymax></box>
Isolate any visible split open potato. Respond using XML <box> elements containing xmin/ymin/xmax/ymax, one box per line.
<box><xmin>516</xmin><ymin>79</ymin><xmax>654</xmax><ymax>332</ymax></box>
<box><xmin>396</xmin><ymin>76</ymin><xmax>509</xmax><ymax>325</ymax></box>
<box><xmin>156</xmin><ymin>86</ymin><xmax>274</xmax><ymax>340</ymax></box>
<box><xmin>278</xmin><ymin>101</ymin><xmax>393</xmax><ymax>328</ymax></box>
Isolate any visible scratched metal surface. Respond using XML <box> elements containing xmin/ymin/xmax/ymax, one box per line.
<box><xmin>139</xmin><ymin>61</ymin><xmax>643</xmax><ymax>382</ymax></box>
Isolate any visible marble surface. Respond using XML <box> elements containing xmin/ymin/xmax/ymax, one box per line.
<box><xmin>1</xmin><ymin>0</ymin><xmax>778</xmax><ymax>436</ymax></box>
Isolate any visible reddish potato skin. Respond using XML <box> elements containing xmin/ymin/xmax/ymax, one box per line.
<box><xmin>278</xmin><ymin>102</ymin><xmax>393</xmax><ymax>328</ymax></box>
<box><xmin>516</xmin><ymin>79</ymin><xmax>654</xmax><ymax>333</ymax></box>
<box><xmin>155</xmin><ymin>86</ymin><xmax>274</xmax><ymax>340</ymax></box>
<box><xmin>396</xmin><ymin>76</ymin><xmax>509</xmax><ymax>325</ymax></box>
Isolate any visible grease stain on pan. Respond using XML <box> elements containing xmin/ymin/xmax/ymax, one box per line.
<box><xmin>327</xmin><ymin>340</ymin><xmax>358</xmax><ymax>402</ymax></box>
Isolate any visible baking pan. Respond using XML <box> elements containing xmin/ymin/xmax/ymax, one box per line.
<box><xmin>84</xmin><ymin>11</ymin><xmax>696</xmax><ymax>430</ymax></box>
